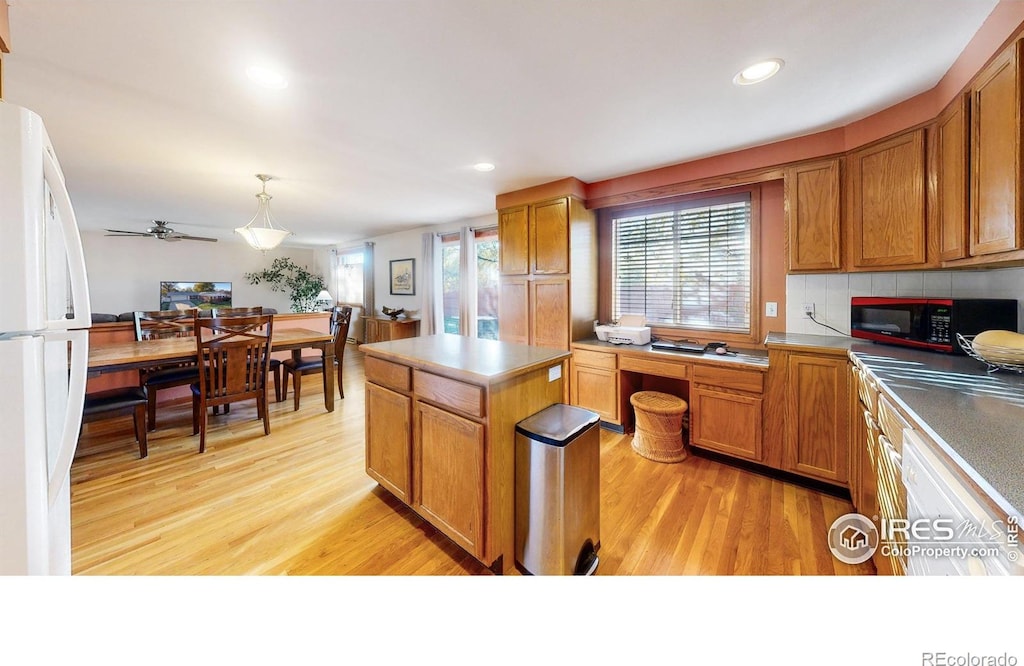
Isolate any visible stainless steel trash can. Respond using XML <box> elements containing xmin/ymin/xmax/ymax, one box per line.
<box><xmin>515</xmin><ymin>404</ymin><xmax>600</xmax><ymax>575</ymax></box>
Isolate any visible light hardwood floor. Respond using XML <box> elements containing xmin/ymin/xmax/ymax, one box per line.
<box><xmin>71</xmin><ymin>348</ymin><xmax>874</xmax><ymax>575</ymax></box>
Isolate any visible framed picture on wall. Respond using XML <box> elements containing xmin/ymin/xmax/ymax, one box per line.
<box><xmin>389</xmin><ymin>258</ymin><xmax>415</xmax><ymax>295</ymax></box>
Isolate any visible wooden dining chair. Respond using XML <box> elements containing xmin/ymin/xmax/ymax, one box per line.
<box><xmin>208</xmin><ymin>306</ymin><xmax>285</xmax><ymax>402</ymax></box>
<box><xmin>210</xmin><ymin>306</ymin><xmax>263</xmax><ymax>317</ymax></box>
<box><xmin>281</xmin><ymin>306</ymin><xmax>352</xmax><ymax>410</ymax></box>
<box><xmin>133</xmin><ymin>309</ymin><xmax>199</xmax><ymax>431</ymax></box>
<box><xmin>191</xmin><ymin>314</ymin><xmax>274</xmax><ymax>453</ymax></box>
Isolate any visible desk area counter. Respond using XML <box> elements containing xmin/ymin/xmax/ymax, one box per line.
<box><xmin>360</xmin><ymin>335</ymin><xmax>570</xmax><ymax>574</ymax></box>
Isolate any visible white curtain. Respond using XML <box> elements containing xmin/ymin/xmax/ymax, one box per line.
<box><xmin>363</xmin><ymin>242</ymin><xmax>375</xmax><ymax>342</ymax></box>
<box><xmin>421</xmin><ymin>232</ymin><xmax>437</xmax><ymax>335</ymax></box>
<box><xmin>458</xmin><ymin>226</ymin><xmax>473</xmax><ymax>336</ymax></box>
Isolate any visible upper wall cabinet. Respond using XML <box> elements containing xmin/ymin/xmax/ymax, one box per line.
<box><xmin>970</xmin><ymin>39</ymin><xmax>1023</xmax><ymax>257</ymax></box>
<box><xmin>530</xmin><ymin>197</ymin><xmax>571</xmax><ymax>274</ymax></box>
<box><xmin>846</xmin><ymin>127</ymin><xmax>928</xmax><ymax>269</ymax></box>
<box><xmin>785</xmin><ymin>157</ymin><xmax>842</xmax><ymax>272</ymax></box>
<box><xmin>933</xmin><ymin>93</ymin><xmax>971</xmax><ymax>261</ymax></box>
<box><xmin>498</xmin><ymin>206</ymin><xmax>530</xmax><ymax>275</ymax></box>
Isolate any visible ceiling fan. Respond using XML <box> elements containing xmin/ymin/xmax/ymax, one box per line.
<box><xmin>104</xmin><ymin>220</ymin><xmax>218</xmax><ymax>243</ymax></box>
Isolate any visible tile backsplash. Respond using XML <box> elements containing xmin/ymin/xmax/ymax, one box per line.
<box><xmin>785</xmin><ymin>267</ymin><xmax>1024</xmax><ymax>336</ymax></box>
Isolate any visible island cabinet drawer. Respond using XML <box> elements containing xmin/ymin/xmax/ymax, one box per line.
<box><xmin>365</xmin><ymin>356</ymin><xmax>411</xmax><ymax>392</ymax></box>
<box><xmin>573</xmin><ymin>348</ymin><xmax>617</xmax><ymax>370</ymax></box>
<box><xmin>619</xmin><ymin>355</ymin><xmax>689</xmax><ymax>379</ymax></box>
<box><xmin>693</xmin><ymin>365</ymin><xmax>764</xmax><ymax>394</ymax></box>
<box><xmin>413</xmin><ymin>370</ymin><xmax>485</xmax><ymax>418</ymax></box>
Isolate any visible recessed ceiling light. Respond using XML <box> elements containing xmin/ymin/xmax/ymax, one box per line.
<box><xmin>473</xmin><ymin>162</ymin><xmax>496</xmax><ymax>172</ymax></box>
<box><xmin>246</xmin><ymin>65</ymin><xmax>289</xmax><ymax>90</ymax></box>
<box><xmin>733</xmin><ymin>58</ymin><xmax>784</xmax><ymax>86</ymax></box>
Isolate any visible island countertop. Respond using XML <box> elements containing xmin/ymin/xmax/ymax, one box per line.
<box><xmin>359</xmin><ymin>334</ymin><xmax>571</xmax><ymax>386</ymax></box>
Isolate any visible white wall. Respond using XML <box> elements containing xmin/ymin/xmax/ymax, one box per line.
<box><xmin>786</xmin><ymin>267</ymin><xmax>1024</xmax><ymax>336</ymax></box>
<box><xmin>82</xmin><ymin>231</ymin><xmax>323</xmax><ymax>315</ymax></box>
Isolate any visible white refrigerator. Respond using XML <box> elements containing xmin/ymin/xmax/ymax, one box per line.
<box><xmin>0</xmin><ymin>101</ymin><xmax>92</xmax><ymax>575</ymax></box>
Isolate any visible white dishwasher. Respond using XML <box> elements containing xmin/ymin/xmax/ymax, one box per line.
<box><xmin>902</xmin><ymin>428</ymin><xmax>1021</xmax><ymax>576</ymax></box>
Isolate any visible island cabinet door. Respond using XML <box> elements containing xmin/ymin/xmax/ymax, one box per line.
<box><xmin>365</xmin><ymin>383</ymin><xmax>412</xmax><ymax>503</ymax></box>
<box><xmin>413</xmin><ymin>401</ymin><xmax>485</xmax><ymax>559</ymax></box>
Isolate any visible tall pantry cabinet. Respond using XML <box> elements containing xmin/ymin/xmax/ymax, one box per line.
<box><xmin>497</xmin><ymin>194</ymin><xmax>597</xmax><ymax>350</ymax></box>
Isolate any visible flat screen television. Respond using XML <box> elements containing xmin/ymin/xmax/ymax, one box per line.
<box><xmin>160</xmin><ymin>281</ymin><xmax>232</xmax><ymax>311</ymax></box>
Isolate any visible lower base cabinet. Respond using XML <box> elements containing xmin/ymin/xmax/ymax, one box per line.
<box><xmin>782</xmin><ymin>353</ymin><xmax>850</xmax><ymax>484</ymax></box>
<box><xmin>365</xmin><ymin>383</ymin><xmax>411</xmax><ymax>504</ymax></box>
<box><xmin>691</xmin><ymin>387</ymin><xmax>763</xmax><ymax>461</ymax></box>
<box><xmin>414</xmin><ymin>401</ymin><xmax>485</xmax><ymax>557</ymax></box>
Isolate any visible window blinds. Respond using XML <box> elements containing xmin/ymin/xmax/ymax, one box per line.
<box><xmin>612</xmin><ymin>194</ymin><xmax>752</xmax><ymax>333</ymax></box>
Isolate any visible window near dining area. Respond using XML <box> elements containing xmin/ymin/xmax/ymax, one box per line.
<box><xmin>611</xmin><ymin>190</ymin><xmax>753</xmax><ymax>335</ymax></box>
<box><xmin>334</xmin><ymin>247</ymin><xmax>365</xmax><ymax>306</ymax></box>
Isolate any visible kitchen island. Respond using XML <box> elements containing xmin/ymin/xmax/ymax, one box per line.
<box><xmin>360</xmin><ymin>334</ymin><xmax>570</xmax><ymax>573</ymax></box>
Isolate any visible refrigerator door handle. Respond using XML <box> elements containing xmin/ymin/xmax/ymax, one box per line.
<box><xmin>47</xmin><ymin>329</ymin><xmax>88</xmax><ymax>506</ymax></box>
<box><xmin>41</xmin><ymin>142</ymin><xmax>91</xmax><ymax>331</ymax></box>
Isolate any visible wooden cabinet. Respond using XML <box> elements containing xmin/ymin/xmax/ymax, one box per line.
<box><xmin>765</xmin><ymin>346</ymin><xmax>850</xmax><ymax>487</ymax></box>
<box><xmin>530</xmin><ymin>197</ymin><xmax>570</xmax><ymax>274</ymax></box>
<box><xmin>529</xmin><ymin>277</ymin><xmax>570</xmax><ymax>350</ymax></box>
<box><xmin>785</xmin><ymin>157</ymin><xmax>842</xmax><ymax>272</ymax></box>
<box><xmin>364</xmin><ymin>382</ymin><xmax>412</xmax><ymax>503</ymax></box>
<box><xmin>690</xmin><ymin>365</ymin><xmax>764</xmax><ymax>463</ymax></box>
<box><xmin>846</xmin><ymin>127</ymin><xmax>928</xmax><ymax>269</ymax></box>
<box><xmin>691</xmin><ymin>387</ymin><xmax>763</xmax><ymax>461</ymax></box>
<box><xmin>970</xmin><ymin>40</ymin><xmax>1023</xmax><ymax>256</ymax></box>
<box><xmin>781</xmin><ymin>353</ymin><xmax>850</xmax><ymax>484</ymax></box>
<box><xmin>570</xmin><ymin>348</ymin><xmax>620</xmax><ymax>423</ymax></box>
<box><xmin>413</xmin><ymin>401</ymin><xmax>485</xmax><ymax>556</ymax></box>
<box><xmin>362</xmin><ymin>336</ymin><xmax>567</xmax><ymax>573</ymax></box>
<box><xmin>497</xmin><ymin>194</ymin><xmax>595</xmax><ymax>350</ymax></box>
<box><xmin>364</xmin><ymin>316</ymin><xmax>420</xmax><ymax>344</ymax></box>
<box><xmin>498</xmin><ymin>206</ymin><xmax>529</xmax><ymax>275</ymax></box>
<box><xmin>497</xmin><ymin>277</ymin><xmax>529</xmax><ymax>345</ymax></box>
<box><xmin>934</xmin><ymin>93</ymin><xmax>971</xmax><ymax>261</ymax></box>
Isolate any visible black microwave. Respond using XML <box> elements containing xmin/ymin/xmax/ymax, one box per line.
<box><xmin>850</xmin><ymin>297</ymin><xmax>1018</xmax><ymax>353</ymax></box>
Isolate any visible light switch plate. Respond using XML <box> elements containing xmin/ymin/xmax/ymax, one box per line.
<box><xmin>548</xmin><ymin>365</ymin><xmax>562</xmax><ymax>382</ymax></box>
<box><xmin>765</xmin><ymin>302</ymin><xmax>778</xmax><ymax>317</ymax></box>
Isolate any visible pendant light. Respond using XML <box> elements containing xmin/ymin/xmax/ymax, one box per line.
<box><xmin>235</xmin><ymin>174</ymin><xmax>291</xmax><ymax>252</ymax></box>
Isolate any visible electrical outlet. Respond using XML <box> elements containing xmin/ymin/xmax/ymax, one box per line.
<box><xmin>802</xmin><ymin>303</ymin><xmax>815</xmax><ymax>318</ymax></box>
<box><xmin>765</xmin><ymin>302</ymin><xmax>778</xmax><ymax>317</ymax></box>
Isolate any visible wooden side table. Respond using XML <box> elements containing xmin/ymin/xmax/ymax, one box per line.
<box><xmin>364</xmin><ymin>316</ymin><xmax>420</xmax><ymax>343</ymax></box>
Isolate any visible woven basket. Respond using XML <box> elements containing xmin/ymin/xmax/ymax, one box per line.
<box><xmin>630</xmin><ymin>391</ymin><xmax>688</xmax><ymax>463</ymax></box>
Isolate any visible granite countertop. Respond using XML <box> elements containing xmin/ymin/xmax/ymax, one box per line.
<box><xmin>573</xmin><ymin>337</ymin><xmax>770</xmax><ymax>369</ymax></box>
<box><xmin>359</xmin><ymin>334</ymin><xmax>570</xmax><ymax>385</ymax></box>
<box><xmin>766</xmin><ymin>331</ymin><xmax>1024</xmax><ymax>516</ymax></box>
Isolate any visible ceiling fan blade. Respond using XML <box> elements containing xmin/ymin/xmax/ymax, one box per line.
<box><xmin>175</xmin><ymin>234</ymin><xmax>218</xmax><ymax>243</ymax></box>
<box><xmin>104</xmin><ymin>229</ymin><xmax>152</xmax><ymax>237</ymax></box>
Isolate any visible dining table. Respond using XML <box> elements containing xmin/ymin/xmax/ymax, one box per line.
<box><xmin>87</xmin><ymin>327</ymin><xmax>337</xmax><ymax>412</ymax></box>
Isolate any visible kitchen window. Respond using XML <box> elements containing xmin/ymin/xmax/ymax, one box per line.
<box><xmin>608</xmin><ymin>187</ymin><xmax>758</xmax><ymax>340</ymax></box>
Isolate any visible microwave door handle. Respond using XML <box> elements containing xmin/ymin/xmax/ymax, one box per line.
<box><xmin>41</xmin><ymin>142</ymin><xmax>92</xmax><ymax>331</ymax></box>
<box><xmin>47</xmin><ymin>329</ymin><xmax>88</xmax><ymax>506</ymax></box>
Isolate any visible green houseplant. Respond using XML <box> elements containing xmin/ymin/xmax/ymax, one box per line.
<box><xmin>245</xmin><ymin>257</ymin><xmax>327</xmax><ymax>313</ymax></box>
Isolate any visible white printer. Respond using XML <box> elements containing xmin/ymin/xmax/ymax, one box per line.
<box><xmin>594</xmin><ymin>314</ymin><xmax>651</xmax><ymax>345</ymax></box>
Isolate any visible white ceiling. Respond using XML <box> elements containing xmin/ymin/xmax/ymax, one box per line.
<box><xmin>2</xmin><ymin>0</ymin><xmax>999</xmax><ymax>247</ymax></box>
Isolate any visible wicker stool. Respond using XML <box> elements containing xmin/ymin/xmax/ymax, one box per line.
<box><xmin>629</xmin><ymin>391</ymin><xmax>688</xmax><ymax>463</ymax></box>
